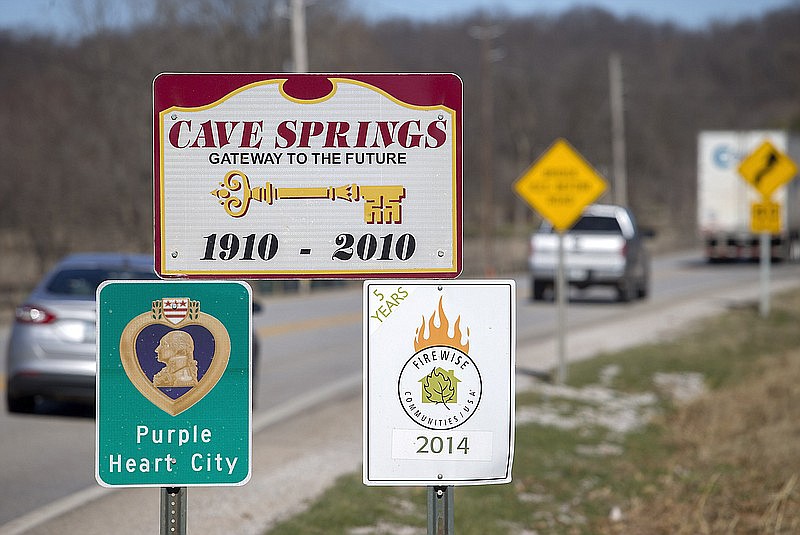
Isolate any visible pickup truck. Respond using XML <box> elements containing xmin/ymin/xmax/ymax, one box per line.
<box><xmin>527</xmin><ymin>204</ymin><xmax>651</xmax><ymax>302</ymax></box>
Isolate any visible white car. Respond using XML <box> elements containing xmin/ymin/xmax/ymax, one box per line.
<box><xmin>528</xmin><ymin>204</ymin><xmax>652</xmax><ymax>302</ymax></box>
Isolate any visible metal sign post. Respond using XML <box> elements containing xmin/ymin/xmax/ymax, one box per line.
<box><xmin>160</xmin><ymin>487</ymin><xmax>187</xmax><ymax>535</ymax></box>
<box><xmin>513</xmin><ymin>139</ymin><xmax>607</xmax><ymax>384</ymax></box>
<box><xmin>96</xmin><ymin>281</ymin><xmax>253</xmax><ymax>533</ymax></box>
<box><xmin>759</xmin><ymin>232</ymin><xmax>771</xmax><ymax>317</ymax></box>
<box><xmin>149</xmin><ymin>73</ymin><xmax>464</xmax><ymax>531</ymax></box>
<box><xmin>427</xmin><ymin>486</ymin><xmax>454</xmax><ymax>534</ymax></box>
<box><xmin>556</xmin><ymin>231</ymin><xmax>567</xmax><ymax>384</ymax></box>
<box><xmin>751</xmin><ymin>201</ymin><xmax>780</xmax><ymax>317</ymax></box>
<box><xmin>364</xmin><ymin>281</ymin><xmax>515</xmax><ymax>532</ymax></box>
<box><xmin>738</xmin><ymin>140</ymin><xmax>798</xmax><ymax>318</ymax></box>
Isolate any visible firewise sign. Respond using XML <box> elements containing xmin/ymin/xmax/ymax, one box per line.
<box><xmin>363</xmin><ymin>280</ymin><xmax>515</xmax><ymax>486</ymax></box>
<box><xmin>96</xmin><ymin>281</ymin><xmax>252</xmax><ymax>487</ymax></box>
<box><xmin>153</xmin><ymin>73</ymin><xmax>463</xmax><ymax>279</ymax></box>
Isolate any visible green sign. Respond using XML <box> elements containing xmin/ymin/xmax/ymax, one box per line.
<box><xmin>96</xmin><ymin>281</ymin><xmax>251</xmax><ymax>487</ymax></box>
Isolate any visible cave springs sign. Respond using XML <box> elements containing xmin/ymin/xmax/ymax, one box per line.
<box><xmin>153</xmin><ymin>73</ymin><xmax>463</xmax><ymax>279</ymax></box>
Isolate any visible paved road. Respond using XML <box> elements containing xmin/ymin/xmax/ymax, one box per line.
<box><xmin>1</xmin><ymin>250</ymin><xmax>799</xmax><ymax>533</ymax></box>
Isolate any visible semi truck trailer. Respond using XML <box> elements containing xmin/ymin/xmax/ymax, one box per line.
<box><xmin>697</xmin><ymin>130</ymin><xmax>800</xmax><ymax>262</ymax></box>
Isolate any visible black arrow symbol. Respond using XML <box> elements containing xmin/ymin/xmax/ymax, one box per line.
<box><xmin>753</xmin><ymin>150</ymin><xmax>778</xmax><ymax>187</ymax></box>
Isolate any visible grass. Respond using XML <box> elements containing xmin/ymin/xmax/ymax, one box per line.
<box><xmin>265</xmin><ymin>290</ymin><xmax>800</xmax><ymax>534</ymax></box>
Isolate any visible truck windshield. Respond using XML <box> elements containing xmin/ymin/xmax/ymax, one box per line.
<box><xmin>571</xmin><ymin>216</ymin><xmax>621</xmax><ymax>233</ymax></box>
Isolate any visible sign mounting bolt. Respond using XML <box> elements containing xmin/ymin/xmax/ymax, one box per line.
<box><xmin>171</xmin><ymin>251</ymin><xmax>179</xmax><ymax>258</ymax></box>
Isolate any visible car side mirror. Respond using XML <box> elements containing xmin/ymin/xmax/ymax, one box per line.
<box><xmin>641</xmin><ymin>228</ymin><xmax>657</xmax><ymax>238</ymax></box>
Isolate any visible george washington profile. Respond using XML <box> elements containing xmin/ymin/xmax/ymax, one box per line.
<box><xmin>153</xmin><ymin>330</ymin><xmax>199</xmax><ymax>387</ymax></box>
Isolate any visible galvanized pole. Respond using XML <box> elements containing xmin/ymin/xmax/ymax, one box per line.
<box><xmin>161</xmin><ymin>487</ymin><xmax>187</xmax><ymax>535</ymax></box>
<box><xmin>557</xmin><ymin>231</ymin><xmax>567</xmax><ymax>384</ymax></box>
<box><xmin>609</xmin><ymin>52</ymin><xmax>628</xmax><ymax>207</ymax></box>
<box><xmin>759</xmin><ymin>231</ymin><xmax>771</xmax><ymax>317</ymax></box>
<box><xmin>427</xmin><ymin>486</ymin><xmax>454</xmax><ymax>534</ymax></box>
<box><xmin>290</xmin><ymin>0</ymin><xmax>308</xmax><ymax>73</ymax></box>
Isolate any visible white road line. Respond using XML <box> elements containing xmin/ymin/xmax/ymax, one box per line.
<box><xmin>0</xmin><ymin>373</ymin><xmax>362</xmax><ymax>535</ymax></box>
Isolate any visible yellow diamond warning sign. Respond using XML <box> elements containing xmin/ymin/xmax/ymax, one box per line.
<box><xmin>513</xmin><ymin>139</ymin><xmax>607</xmax><ymax>231</ymax></box>
<box><xmin>738</xmin><ymin>140</ymin><xmax>798</xmax><ymax>199</ymax></box>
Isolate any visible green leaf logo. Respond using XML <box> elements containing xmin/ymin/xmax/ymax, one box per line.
<box><xmin>421</xmin><ymin>368</ymin><xmax>458</xmax><ymax>409</ymax></box>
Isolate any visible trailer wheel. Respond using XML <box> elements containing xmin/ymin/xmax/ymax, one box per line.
<box><xmin>532</xmin><ymin>279</ymin><xmax>547</xmax><ymax>301</ymax></box>
<box><xmin>790</xmin><ymin>238</ymin><xmax>800</xmax><ymax>263</ymax></box>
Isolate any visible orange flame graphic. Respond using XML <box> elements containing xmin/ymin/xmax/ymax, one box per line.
<box><xmin>414</xmin><ymin>297</ymin><xmax>469</xmax><ymax>353</ymax></box>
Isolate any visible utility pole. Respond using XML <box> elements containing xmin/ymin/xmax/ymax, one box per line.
<box><xmin>609</xmin><ymin>52</ymin><xmax>627</xmax><ymax>206</ymax></box>
<box><xmin>291</xmin><ymin>0</ymin><xmax>311</xmax><ymax>295</ymax></box>
<box><xmin>291</xmin><ymin>0</ymin><xmax>308</xmax><ymax>72</ymax></box>
<box><xmin>469</xmin><ymin>24</ymin><xmax>503</xmax><ymax>276</ymax></box>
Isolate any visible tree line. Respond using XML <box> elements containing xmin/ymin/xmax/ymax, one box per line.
<box><xmin>1</xmin><ymin>0</ymin><xmax>798</xmax><ymax>277</ymax></box>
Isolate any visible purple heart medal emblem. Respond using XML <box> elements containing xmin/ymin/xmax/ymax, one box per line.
<box><xmin>119</xmin><ymin>298</ymin><xmax>230</xmax><ymax>416</ymax></box>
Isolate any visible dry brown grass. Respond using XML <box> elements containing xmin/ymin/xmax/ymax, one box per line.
<box><xmin>604</xmin><ymin>349</ymin><xmax>800</xmax><ymax>534</ymax></box>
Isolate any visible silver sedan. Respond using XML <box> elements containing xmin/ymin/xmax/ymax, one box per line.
<box><xmin>5</xmin><ymin>253</ymin><xmax>158</xmax><ymax>413</ymax></box>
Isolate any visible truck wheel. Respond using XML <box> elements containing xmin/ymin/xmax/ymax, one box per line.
<box><xmin>617</xmin><ymin>279</ymin><xmax>634</xmax><ymax>303</ymax></box>
<box><xmin>636</xmin><ymin>281</ymin><xmax>647</xmax><ymax>299</ymax></box>
<box><xmin>790</xmin><ymin>238</ymin><xmax>800</xmax><ymax>263</ymax></box>
<box><xmin>7</xmin><ymin>393</ymin><xmax>36</xmax><ymax>414</ymax></box>
<box><xmin>637</xmin><ymin>274</ymin><xmax>650</xmax><ymax>299</ymax></box>
<box><xmin>532</xmin><ymin>279</ymin><xmax>546</xmax><ymax>301</ymax></box>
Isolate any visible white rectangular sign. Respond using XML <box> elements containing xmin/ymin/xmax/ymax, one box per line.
<box><xmin>153</xmin><ymin>73</ymin><xmax>462</xmax><ymax>279</ymax></box>
<box><xmin>363</xmin><ymin>280</ymin><xmax>515</xmax><ymax>486</ymax></box>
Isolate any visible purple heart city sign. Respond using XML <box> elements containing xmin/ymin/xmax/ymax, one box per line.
<box><xmin>96</xmin><ymin>280</ymin><xmax>251</xmax><ymax>487</ymax></box>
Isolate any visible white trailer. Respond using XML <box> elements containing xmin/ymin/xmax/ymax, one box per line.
<box><xmin>697</xmin><ymin>130</ymin><xmax>800</xmax><ymax>262</ymax></box>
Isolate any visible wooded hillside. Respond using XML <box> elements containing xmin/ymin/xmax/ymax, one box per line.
<box><xmin>1</xmin><ymin>0</ymin><xmax>798</xmax><ymax>278</ymax></box>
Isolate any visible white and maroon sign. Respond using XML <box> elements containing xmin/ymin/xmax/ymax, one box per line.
<box><xmin>153</xmin><ymin>74</ymin><xmax>462</xmax><ymax>278</ymax></box>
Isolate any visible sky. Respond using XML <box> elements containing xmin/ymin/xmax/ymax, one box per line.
<box><xmin>363</xmin><ymin>0</ymin><xmax>797</xmax><ymax>26</ymax></box>
<box><xmin>0</xmin><ymin>0</ymin><xmax>797</xmax><ymax>37</ymax></box>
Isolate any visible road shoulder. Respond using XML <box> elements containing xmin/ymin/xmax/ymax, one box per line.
<box><xmin>8</xmin><ymin>391</ymin><xmax>361</xmax><ymax>535</ymax></box>
<box><xmin>7</xmin><ymin>275</ymin><xmax>800</xmax><ymax>535</ymax></box>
